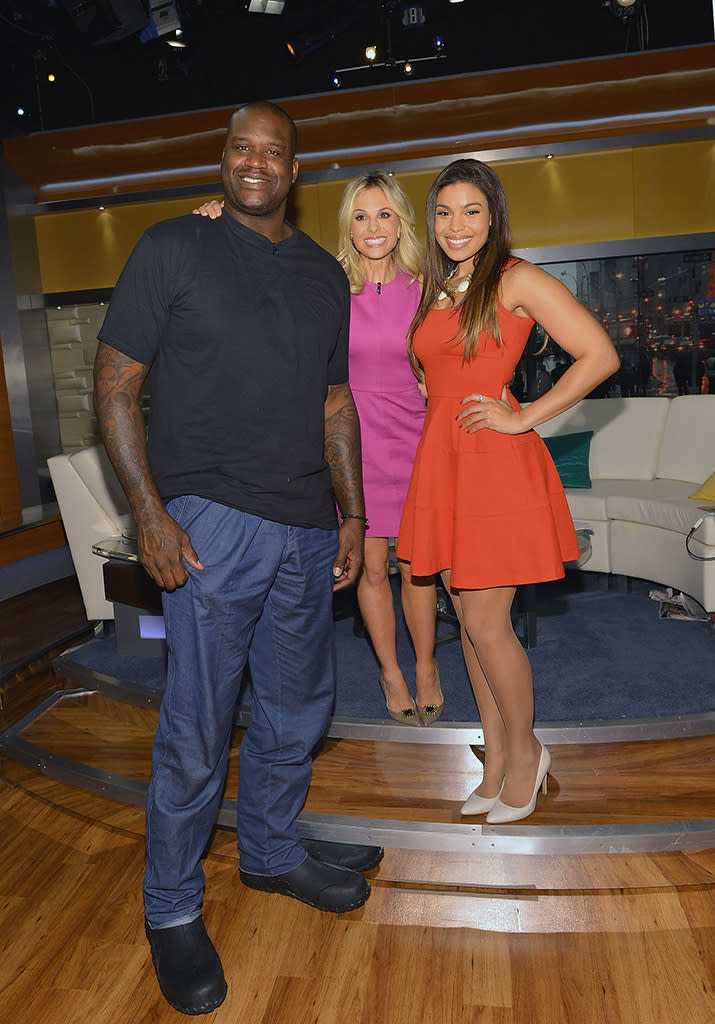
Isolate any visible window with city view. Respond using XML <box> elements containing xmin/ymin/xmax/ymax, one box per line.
<box><xmin>513</xmin><ymin>248</ymin><xmax>715</xmax><ymax>402</ymax></box>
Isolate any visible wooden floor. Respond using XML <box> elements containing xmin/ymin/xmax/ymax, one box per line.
<box><xmin>0</xmin><ymin>576</ymin><xmax>714</xmax><ymax>1023</ymax></box>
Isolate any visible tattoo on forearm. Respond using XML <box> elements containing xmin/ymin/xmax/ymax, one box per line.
<box><xmin>324</xmin><ymin>382</ymin><xmax>365</xmax><ymax>515</ymax></box>
<box><xmin>93</xmin><ymin>344</ymin><xmax>161</xmax><ymax>518</ymax></box>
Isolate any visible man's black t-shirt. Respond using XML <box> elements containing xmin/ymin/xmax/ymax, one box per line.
<box><xmin>98</xmin><ymin>213</ymin><xmax>350</xmax><ymax>530</ymax></box>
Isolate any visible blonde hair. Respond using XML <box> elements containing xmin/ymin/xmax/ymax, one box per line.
<box><xmin>337</xmin><ymin>172</ymin><xmax>422</xmax><ymax>294</ymax></box>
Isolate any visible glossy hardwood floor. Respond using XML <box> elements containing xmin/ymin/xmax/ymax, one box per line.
<box><xmin>0</xmin><ymin>576</ymin><xmax>714</xmax><ymax>1023</ymax></box>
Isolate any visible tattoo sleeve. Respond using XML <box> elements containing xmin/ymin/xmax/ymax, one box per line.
<box><xmin>324</xmin><ymin>381</ymin><xmax>365</xmax><ymax>516</ymax></box>
<box><xmin>93</xmin><ymin>342</ymin><xmax>163</xmax><ymax>521</ymax></box>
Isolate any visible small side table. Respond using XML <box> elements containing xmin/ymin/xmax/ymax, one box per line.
<box><xmin>92</xmin><ymin>536</ymin><xmax>165</xmax><ymax>657</ymax></box>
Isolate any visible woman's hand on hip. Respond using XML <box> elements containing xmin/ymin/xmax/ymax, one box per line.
<box><xmin>456</xmin><ymin>387</ymin><xmax>526</xmax><ymax>435</ymax></box>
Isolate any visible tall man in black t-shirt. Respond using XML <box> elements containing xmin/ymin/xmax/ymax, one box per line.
<box><xmin>94</xmin><ymin>101</ymin><xmax>379</xmax><ymax>1016</ymax></box>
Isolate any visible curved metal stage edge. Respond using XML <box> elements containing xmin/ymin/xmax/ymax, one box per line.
<box><xmin>49</xmin><ymin>648</ymin><xmax>715</xmax><ymax>746</ymax></box>
<box><xmin>1</xmin><ymin>648</ymin><xmax>712</xmax><ymax>868</ymax></box>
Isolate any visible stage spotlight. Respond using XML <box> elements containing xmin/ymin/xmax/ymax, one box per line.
<box><xmin>609</xmin><ymin>0</ymin><xmax>640</xmax><ymax>17</ymax></box>
<box><xmin>17</xmin><ymin>107</ymin><xmax>25</xmax><ymax>116</ymax></box>
<box><xmin>434</xmin><ymin>36</ymin><xmax>444</xmax><ymax>51</ymax></box>
<box><xmin>47</xmin><ymin>73</ymin><xmax>56</xmax><ymax>82</ymax></box>
<box><xmin>141</xmin><ymin>1</ymin><xmax>182</xmax><ymax>41</ymax></box>
<box><xmin>403</xmin><ymin>61</ymin><xmax>414</xmax><ymax>75</ymax></box>
<box><xmin>332</xmin><ymin>74</ymin><xmax>342</xmax><ymax>88</ymax></box>
<box><xmin>365</xmin><ymin>44</ymin><xmax>377</xmax><ymax>61</ymax></box>
<box><xmin>247</xmin><ymin>0</ymin><xmax>285</xmax><ymax>12</ymax></box>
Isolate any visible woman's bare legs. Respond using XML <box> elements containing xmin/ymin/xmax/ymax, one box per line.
<box><xmin>443</xmin><ymin>571</ymin><xmax>507</xmax><ymax>799</ymax></box>
<box><xmin>398</xmin><ymin>560</ymin><xmax>440</xmax><ymax>706</ymax></box>
<box><xmin>445</xmin><ymin>572</ymin><xmax>542</xmax><ymax>808</ymax></box>
<box><xmin>357</xmin><ymin>537</ymin><xmax>414</xmax><ymax>712</ymax></box>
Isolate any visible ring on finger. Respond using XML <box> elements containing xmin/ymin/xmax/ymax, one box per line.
<box><xmin>476</xmin><ymin>393</ymin><xmax>485</xmax><ymax>402</ymax></box>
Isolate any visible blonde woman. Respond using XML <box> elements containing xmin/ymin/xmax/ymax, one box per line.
<box><xmin>337</xmin><ymin>172</ymin><xmax>440</xmax><ymax>726</ymax></box>
<box><xmin>195</xmin><ymin>173</ymin><xmax>441</xmax><ymax>725</ymax></box>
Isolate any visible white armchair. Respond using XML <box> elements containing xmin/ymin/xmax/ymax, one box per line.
<box><xmin>47</xmin><ymin>445</ymin><xmax>135</xmax><ymax>621</ymax></box>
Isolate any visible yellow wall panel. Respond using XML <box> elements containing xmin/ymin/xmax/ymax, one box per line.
<box><xmin>633</xmin><ymin>139</ymin><xmax>715</xmax><ymax>238</ymax></box>
<box><xmin>497</xmin><ymin>150</ymin><xmax>635</xmax><ymax>248</ymax></box>
<box><xmin>33</xmin><ymin>139</ymin><xmax>714</xmax><ymax>295</ymax></box>
<box><xmin>290</xmin><ymin>182</ymin><xmax>323</xmax><ymax>251</ymax></box>
<box><xmin>37</xmin><ymin>192</ymin><xmax>220</xmax><ymax>293</ymax></box>
<box><xmin>313</xmin><ymin>179</ymin><xmax>350</xmax><ymax>258</ymax></box>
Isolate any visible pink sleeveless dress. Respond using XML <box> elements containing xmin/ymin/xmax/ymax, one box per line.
<box><xmin>349</xmin><ymin>271</ymin><xmax>424</xmax><ymax>537</ymax></box>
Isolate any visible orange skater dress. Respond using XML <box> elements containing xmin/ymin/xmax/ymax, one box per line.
<box><xmin>396</xmin><ymin>290</ymin><xmax>580</xmax><ymax>591</ymax></box>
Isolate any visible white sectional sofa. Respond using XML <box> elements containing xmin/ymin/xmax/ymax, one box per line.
<box><xmin>47</xmin><ymin>397</ymin><xmax>715</xmax><ymax>623</ymax></box>
<box><xmin>534</xmin><ymin>395</ymin><xmax>715</xmax><ymax>617</ymax></box>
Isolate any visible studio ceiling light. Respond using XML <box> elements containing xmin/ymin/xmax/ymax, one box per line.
<box><xmin>247</xmin><ymin>0</ymin><xmax>285</xmax><ymax>13</ymax></box>
<box><xmin>609</xmin><ymin>0</ymin><xmax>641</xmax><ymax>18</ymax></box>
<box><xmin>141</xmin><ymin>1</ymin><xmax>182</xmax><ymax>41</ymax></box>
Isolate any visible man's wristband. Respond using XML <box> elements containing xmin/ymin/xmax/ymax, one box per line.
<box><xmin>341</xmin><ymin>513</ymin><xmax>369</xmax><ymax>529</ymax></box>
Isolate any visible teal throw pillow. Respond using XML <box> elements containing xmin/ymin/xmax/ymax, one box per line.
<box><xmin>542</xmin><ymin>430</ymin><xmax>593</xmax><ymax>489</ymax></box>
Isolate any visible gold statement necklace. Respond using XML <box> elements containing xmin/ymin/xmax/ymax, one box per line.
<box><xmin>437</xmin><ymin>268</ymin><xmax>472</xmax><ymax>302</ymax></box>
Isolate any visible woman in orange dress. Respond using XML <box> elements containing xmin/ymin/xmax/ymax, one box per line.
<box><xmin>396</xmin><ymin>159</ymin><xmax>619</xmax><ymax>822</ymax></box>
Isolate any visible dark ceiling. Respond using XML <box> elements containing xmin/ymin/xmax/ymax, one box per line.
<box><xmin>1</xmin><ymin>0</ymin><xmax>713</xmax><ymax>138</ymax></box>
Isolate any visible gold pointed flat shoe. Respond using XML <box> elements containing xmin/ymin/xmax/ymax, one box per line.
<box><xmin>378</xmin><ymin>672</ymin><xmax>421</xmax><ymax>726</ymax></box>
<box><xmin>417</xmin><ymin>663</ymin><xmax>444</xmax><ymax>726</ymax></box>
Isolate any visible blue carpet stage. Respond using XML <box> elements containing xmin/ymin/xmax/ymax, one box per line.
<box><xmin>63</xmin><ymin>574</ymin><xmax>713</xmax><ymax>723</ymax></box>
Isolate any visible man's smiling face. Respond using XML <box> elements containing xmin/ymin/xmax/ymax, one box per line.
<box><xmin>220</xmin><ymin>105</ymin><xmax>298</xmax><ymax>223</ymax></box>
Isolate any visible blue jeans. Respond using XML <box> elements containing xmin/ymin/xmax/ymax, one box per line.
<box><xmin>144</xmin><ymin>496</ymin><xmax>338</xmax><ymax>928</ymax></box>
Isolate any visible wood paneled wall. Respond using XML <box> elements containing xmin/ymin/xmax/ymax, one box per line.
<box><xmin>3</xmin><ymin>44</ymin><xmax>714</xmax><ymax>203</ymax></box>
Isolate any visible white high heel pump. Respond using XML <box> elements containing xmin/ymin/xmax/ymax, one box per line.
<box><xmin>485</xmin><ymin>745</ymin><xmax>551</xmax><ymax>824</ymax></box>
<box><xmin>460</xmin><ymin>780</ymin><xmax>504</xmax><ymax>816</ymax></box>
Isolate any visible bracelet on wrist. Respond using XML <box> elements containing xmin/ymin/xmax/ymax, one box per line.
<box><xmin>341</xmin><ymin>512</ymin><xmax>369</xmax><ymax>529</ymax></box>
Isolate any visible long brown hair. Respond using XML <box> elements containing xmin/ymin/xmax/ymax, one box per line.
<box><xmin>408</xmin><ymin>159</ymin><xmax>513</xmax><ymax>374</ymax></box>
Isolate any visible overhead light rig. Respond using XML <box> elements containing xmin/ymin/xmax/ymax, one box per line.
<box><xmin>606</xmin><ymin>0</ymin><xmax>649</xmax><ymax>51</ymax></box>
<box><xmin>332</xmin><ymin>47</ymin><xmax>445</xmax><ymax>87</ymax></box>
<box><xmin>328</xmin><ymin>1</ymin><xmax>446</xmax><ymax>88</ymax></box>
